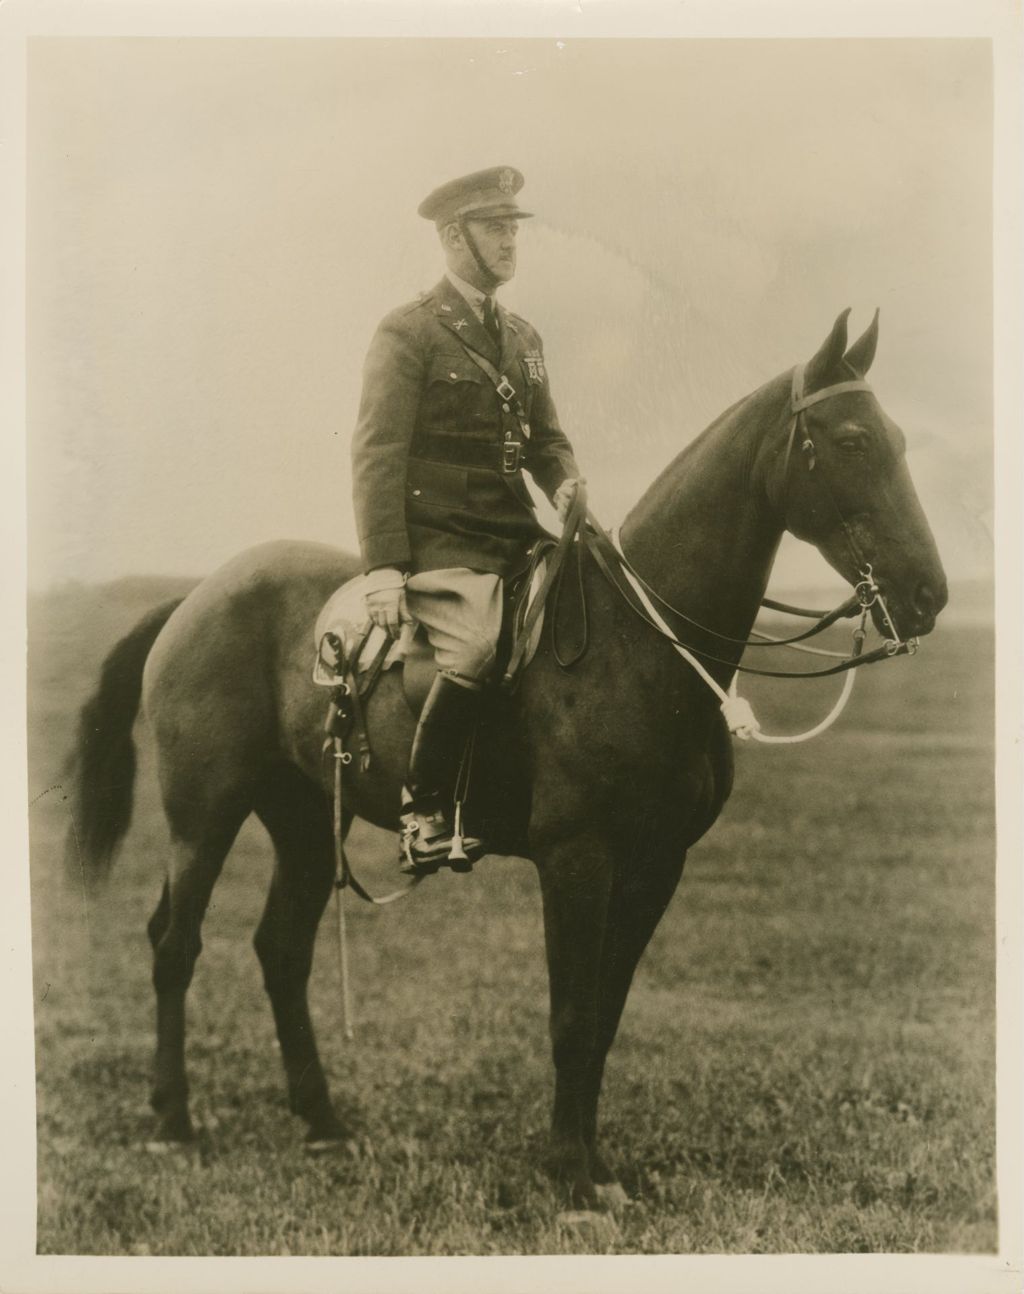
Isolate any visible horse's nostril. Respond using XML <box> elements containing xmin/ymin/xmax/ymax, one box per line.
<box><xmin>912</xmin><ymin>580</ymin><xmax>947</xmax><ymax>621</ymax></box>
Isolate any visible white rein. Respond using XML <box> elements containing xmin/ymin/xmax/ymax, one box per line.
<box><xmin>610</xmin><ymin>528</ymin><xmax>858</xmax><ymax>745</ymax></box>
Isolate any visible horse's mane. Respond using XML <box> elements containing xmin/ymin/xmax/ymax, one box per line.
<box><xmin>619</xmin><ymin>372</ymin><xmax>791</xmax><ymax>537</ymax></box>
<box><xmin>677</xmin><ymin>373</ymin><xmax>786</xmax><ymax>463</ymax></box>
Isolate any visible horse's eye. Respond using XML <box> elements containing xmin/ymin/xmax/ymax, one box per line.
<box><xmin>838</xmin><ymin>437</ymin><xmax>867</xmax><ymax>458</ymax></box>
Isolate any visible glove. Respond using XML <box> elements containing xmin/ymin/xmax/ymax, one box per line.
<box><xmin>553</xmin><ymin>476</ymin><xmax>585</xmax><ymax>524</ymax></box>
<box><xmin>363</xmin><ymin>567</ymin><xmax>413</xmax><ymax>636</ymax></box>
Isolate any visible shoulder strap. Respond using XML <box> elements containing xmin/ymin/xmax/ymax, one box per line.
<box><xmin>451</xmin><ymin>332</ymin><xmax>532</xmax><ymax>466</ymax></box>
<box><xmin>456</xmin><ymin>334</ymin><xmax>515</xmax><ymax>397</ymax></box>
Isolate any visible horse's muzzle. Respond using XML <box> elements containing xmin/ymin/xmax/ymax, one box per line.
<box><xmin>909</xmin><ymin>576</ymin><xmax>948</xmax><ymax>636</ymax></box>
<box><xmin>874</xmin><ymin>575</ymin><xmax>947</xmax><ymax>640</ymax></box>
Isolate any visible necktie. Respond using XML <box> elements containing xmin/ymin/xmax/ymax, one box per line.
<box><xmin>483</xmin><ymin>296</ymin><xmax>500</xmax><ymax>343</ymax></box>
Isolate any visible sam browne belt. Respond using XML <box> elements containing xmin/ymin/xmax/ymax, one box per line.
<box><xmin>411</xmin><ymin>434</ymin><xmax>528</xmax><ymax>474</ymax></box>
<box><xmin>451</xmin><ymin>338</ymin><xmax>532</xmax><ymax>475</ymax></box>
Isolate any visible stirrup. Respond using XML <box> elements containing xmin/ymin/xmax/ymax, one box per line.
<box><xmin>398</xmin><ymin>804</ymin><xmax>483</xmax><ymax>877</ymax></box>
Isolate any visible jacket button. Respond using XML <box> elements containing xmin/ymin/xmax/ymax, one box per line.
<box><xmin>412</xmin><ymin>489</ymin><xmax>422</xmax><ymax>497</ymax></box>
<box><xmin>449</xmin><ymin>371</ymin><xmax>458</xmax><ymax>380</ymax></box>
<box><xmin>502</xmin><ymin>402</ymin><xmax>511</xmax><ymax>412</ymax></box>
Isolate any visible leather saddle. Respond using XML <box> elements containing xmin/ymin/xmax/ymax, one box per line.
<box><xmin>312</xmin><ymin>545</ymin><xmax>554</xmax><ymax>717</ymax></box>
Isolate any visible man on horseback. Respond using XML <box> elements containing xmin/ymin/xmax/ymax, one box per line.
<box><xmin>352</xmin><ymin>166</ymin><xmax>583</xmax><ymax>875</ymax></box>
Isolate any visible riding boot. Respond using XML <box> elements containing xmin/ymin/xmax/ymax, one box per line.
<box><xmin>399</xmin><ymin>672</ymin><xmax>485</xmax><ymax>876</ymax></box>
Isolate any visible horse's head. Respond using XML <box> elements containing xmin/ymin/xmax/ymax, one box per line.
<box><xmin>763</xmin><ymin>310</ymin><xmax>947</xmax><ymax>640</ymax></box>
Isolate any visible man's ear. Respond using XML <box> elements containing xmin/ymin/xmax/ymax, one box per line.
<box><xmin>440</xmin><ymin>222</ymin><xmax>462</xmax><ymax>250</ymax></box>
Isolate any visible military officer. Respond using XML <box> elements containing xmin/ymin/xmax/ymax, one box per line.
<box><xmin>351</xmin><ymin>166</ymin><xmax>583</xmax><ymax>875</ymax></box>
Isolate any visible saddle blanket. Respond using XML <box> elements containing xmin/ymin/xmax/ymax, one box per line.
<box><xmin>313</xmin><ymin>562</ymin><xmax>549</xmax><ymax>684</ymax></box>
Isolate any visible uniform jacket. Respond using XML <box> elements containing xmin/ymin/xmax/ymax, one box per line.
<box><xmin>351</xmin><ymin>276</ymin><xmax>581</xmax><ymax>577</ymax></box>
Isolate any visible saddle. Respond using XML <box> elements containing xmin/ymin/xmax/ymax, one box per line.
<box><xmin>312</xmin><ymin>543</ymin><xmax>554</xmax><ymax>722</ymax></box>
<box><xmin>313</xmin><ymin>493</ymin><xmax>589</xmax><ymax>865</ymax></box>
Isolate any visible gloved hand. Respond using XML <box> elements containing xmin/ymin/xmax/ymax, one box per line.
<box><xmin>363</xmin><ymin>566</ymin><xmax>413</xmax><ymax>636</ymax></box>
<box><xmin>553</xmin><ymin>476</ymin><xmax>585</xmax><ymax>524</ymax></box>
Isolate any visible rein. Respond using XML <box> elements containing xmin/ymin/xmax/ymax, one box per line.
<box><xmin>602</xmin><ymin>527</ymin><xmax>862</xmax><ymax>653</ymax></box>
<box><xmin>576</xmin><ymin>367</ymin><xmax>920</xmax><ymax>742</ymax></box>
<box><xmin>586</xmin><ymin>517</ymin><xmax>908</xmax><ymax>680</ymax></box>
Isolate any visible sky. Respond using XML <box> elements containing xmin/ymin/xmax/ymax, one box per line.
<box><xmin>26</xmin><ymin>37</ymin><xmax>993</xmax><ymax>592</ymax></box>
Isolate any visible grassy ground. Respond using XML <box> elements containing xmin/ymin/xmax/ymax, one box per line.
<box><xmin>28</xmin><ymin>579</ymin><xmax>996</xmax><ymax>1255</ymax></box>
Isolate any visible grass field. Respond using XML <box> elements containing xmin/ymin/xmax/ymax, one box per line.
<box><xmin>27</xmin><ymin>578</ymin><xmax>996</xmax><ymax>1256</ymax></box>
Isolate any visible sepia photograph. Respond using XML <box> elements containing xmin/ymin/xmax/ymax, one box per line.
<box><xmin>3</xmin><ymin>1</ymin><xmax>1021</xmax><ymax>1290</ymax></box>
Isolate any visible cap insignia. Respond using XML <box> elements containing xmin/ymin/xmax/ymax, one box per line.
<box><xmin>498</xmin><ymin>168</ymin><xmax>515</xmax><ymax>194</ymax></box>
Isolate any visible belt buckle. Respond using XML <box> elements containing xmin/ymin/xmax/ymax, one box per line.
<box><xmin>502</xmin><ymin>440</ymin><xmax>522</xmax><ymax>474</ymax></box>
<box><xmin>496</xmin><ymin>376</ymin><xmax>516</xmax><ymax>401</ymax></box>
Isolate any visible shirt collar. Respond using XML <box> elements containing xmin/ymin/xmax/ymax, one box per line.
<box><xmin>445</xmin><ymin>268</ymin><xmax>495</xmax><ymax>316</ymax></box>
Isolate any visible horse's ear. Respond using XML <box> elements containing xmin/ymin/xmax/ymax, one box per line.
<box><xmin>843</xmin><ymin>308</ymin><xmax>880</xmax><ymax>377</ymax></box>
<box><xmin>805</xmin><ymin>309</ymin><xmax>851</xmax><ymax>388</ymax></box>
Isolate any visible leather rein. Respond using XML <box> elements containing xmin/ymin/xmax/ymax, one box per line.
<box><xmin>572</xmin><ymin>366</ymin><xmax>920</xmax><ymax>683</ymax></box>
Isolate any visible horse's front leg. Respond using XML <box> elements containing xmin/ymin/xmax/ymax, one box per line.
<box><xmin>580</xmin><ymin>845</ymin><xmax>687</xmax><ymax>1195</ymax></box>
<box><xmin>534</xmin><ymin>830</ymin><xmax>614</xmax><ymax>1209</ymax></box>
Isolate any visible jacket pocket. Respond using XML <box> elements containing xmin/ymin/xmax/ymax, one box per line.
<box><xmin>423</xmin><ymin>355</ymin><xmax>493</xmax><ymax>432</ymax></box>
<box><xmin>407</xmin><ymin>458</ymin><xmax>470</xmax><ymax>510</ymax></box>
<box><xmin>427</xmin><ymin>354</ymin><xmax>489</xmax><ymax>388</ymax></box>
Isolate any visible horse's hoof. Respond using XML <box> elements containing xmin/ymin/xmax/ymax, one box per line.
<box><xmin>304</xmin><ymin>1136</ymin><xmax>350</xmax><ymax>1157</ymax></box>
<box><xmin>303</xmin><ymin>1110</ymin><xmax>353</xmax><ymax>1155</ymax></box>
<box><xmin>593</xmin><ymin>1181</ymin><xmax>629</xmax><ymax>1212</ymax></box>
<box><xmin>556</xmin><ymin>1209</ymin><xmax>621</xmax><ymax>1243</ymax></box>
<box><xmin>304</xmin><ymin>1138</ymin><xmax>349</xmax><ymax>1159</ymax></box>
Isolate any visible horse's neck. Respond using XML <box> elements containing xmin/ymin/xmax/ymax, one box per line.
<box><xmin>618</xmin><ymin>380</ymin><xmax>786</xmax><ymax>662</ymax></box>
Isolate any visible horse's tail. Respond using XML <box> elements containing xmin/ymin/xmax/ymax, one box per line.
<box><xmin>63</xmin><ymin>598</ymin><xmax>184</xmax><ymax>889</ymax></box>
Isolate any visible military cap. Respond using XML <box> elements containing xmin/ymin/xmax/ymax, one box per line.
<box><xmin>418</xmin><ymin>166</ymin><xmax>534</xmax><ymax>226</ymax></box>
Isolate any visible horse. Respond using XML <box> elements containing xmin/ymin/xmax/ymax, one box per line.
<box><xmin>66</xmin><ymin>309</ymin><xmax>947</xmax><ymax>1210</ymax></box>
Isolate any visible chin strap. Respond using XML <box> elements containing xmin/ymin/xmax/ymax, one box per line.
<box><xmin>457</xmin><ymin>216</ymin><xmax>500</xmax><ymax>291</ymax></box>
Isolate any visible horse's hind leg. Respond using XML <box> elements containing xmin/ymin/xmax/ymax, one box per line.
<box><xmin>148</xmin><ymin>808</ymin><xmax>248</xmax><ymax>1142</ymax></box>
<box><xmin>252</xmin><ymin>764</ymin><xmax>350</xmax><ymax>1149</ymax></box>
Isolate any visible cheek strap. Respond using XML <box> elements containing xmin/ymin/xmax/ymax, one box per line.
<box><xmin>774</xmin><ymin>364</ymin><xmax>875</xmax><ymax>504</ymax></box>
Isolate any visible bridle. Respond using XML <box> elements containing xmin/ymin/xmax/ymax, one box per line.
<box><xmin>782</xmin><ymin>362</ymin><xmax>917</xmax><ymax>656</ymax></box>
<box><xmin>584</xmin><ymin>364</ymin><xmax>920</xmax><ymax>684</ymax></box>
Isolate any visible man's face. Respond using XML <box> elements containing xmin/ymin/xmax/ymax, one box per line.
<box><xmin>446</xmin><ymin>216</ymin><xmax>519</xmax><ymax>287</ymax></box>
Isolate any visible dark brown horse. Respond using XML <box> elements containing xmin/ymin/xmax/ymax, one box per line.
<box><xmin>67</xmin><ymin>310</ymin><xmax>946</xmax><ymax>1208</ymax></box>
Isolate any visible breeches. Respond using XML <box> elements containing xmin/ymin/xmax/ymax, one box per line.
<box><xmin>405</xmin><ymin>568</ymin><xmax>503</xmax><ymax>689</ymax></box>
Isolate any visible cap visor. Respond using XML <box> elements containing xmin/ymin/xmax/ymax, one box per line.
<box><xmin>460</xmin><ymin>205</ymin><xmax>533</xmax><ymax>221</ymax></box>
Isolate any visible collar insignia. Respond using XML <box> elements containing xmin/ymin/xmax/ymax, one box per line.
<box><xmin>453</xmin><ymin>318</ymin><xmax>469</xmax><ymax>331</ymax></box>
<box><xmin>440</xmin><ymin>303</ymin><xmax>452</xmax><ymax>313</ymax></box>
